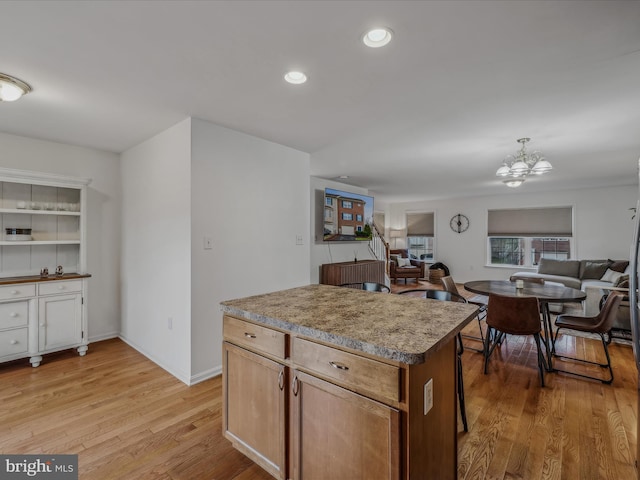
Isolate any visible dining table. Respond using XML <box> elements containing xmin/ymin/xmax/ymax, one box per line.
<box><xmin>463</xmin><ymin>280</ymin><xmax>587</xmax><ymax>370</ymax></box>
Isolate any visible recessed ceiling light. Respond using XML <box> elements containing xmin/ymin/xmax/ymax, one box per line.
<box><xmin>338</xmin><ymin>175</ymin><xmax>349</xmax><ymax>179</ymax></box>
<box><xmin>284</xmin><ymin>71</ymin><xmax>307</xmax><ymax>85</ymax></box>
<box><xmin>363</xmin><ymin>27</ymin><xmax>393</xmax><ymax>48</ymax></box>
<box><xmin>0</xmin><ymin>73</ymin><xmax>32</xmax><ymax>102</ymax></box>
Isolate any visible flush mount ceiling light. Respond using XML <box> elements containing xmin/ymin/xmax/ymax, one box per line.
<box><xmin>0</xmin><ymin>73</ymin><xmax>32</xmax><ymax>102</ymax></box>
<box><xmin>362</xmin><ymin>27</ymin><xmax>393</xmax><ymax>48</ymax></box>
<box><xmin>496</xmin><ymin>137</ymin><xmax>553</xmax><ymax>188</ymax></box>
<box><xmin>284</xmin><ymin>71</ymin><xmax>307</xmax><ymax>85</ymax></box>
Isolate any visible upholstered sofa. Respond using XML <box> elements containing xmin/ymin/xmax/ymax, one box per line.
<box><xmin>513</xmin><ymin>258</ymin><xmax>630</xmax><ymax>331</ymax></box>
<box><xmin>389</xmin><ymin>249</ymin><xmax>425</xmax><ymax>283</ymax></box>
<box><xmin>512</xmin><ymin>258</ymin><xmax>629</xmax><ymax>290</ymax></box>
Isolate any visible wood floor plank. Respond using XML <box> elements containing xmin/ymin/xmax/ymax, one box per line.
<box><xmin>0</xmin><ymin>294</ymin><xmax>637</xmax><ymax>480</ymax></box>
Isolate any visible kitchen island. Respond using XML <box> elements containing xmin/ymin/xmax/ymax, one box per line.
<box><xmin>221</xmin><ymin>284</ymin><xmax>479</xmax><ymax>480</ymax></box>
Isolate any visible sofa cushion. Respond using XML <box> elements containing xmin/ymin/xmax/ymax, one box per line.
<box><xmin>537</xmin><ymin>258</ymin><xmax>580</xmax><ymax>278</ymax></box>
<box><xmin>581</xmin><ymin>279</ymin><xmax>615</xmax><ymax>290</ymax></box>
<box><xmin>608</xmin><ymin>259</ymin><xmax>630</xmax><ymax>273</ymax></box>
<box><xmin>580</xmin><ymin>260</ymin><xmax>612</xmax><ymax>280</ymax></box>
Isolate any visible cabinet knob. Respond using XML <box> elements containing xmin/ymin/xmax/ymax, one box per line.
<box><xmin>244</xmin><ymin>332</ymin><xmax>257</xmax><ymax>339</ymax></box>
<box><xmin>9</xmin><ymin>312</ymin><xmax>18</xmax><ymax>317</ymax></box>
<box><xmin>10</xmin><ymin>339</ymin><xmax>17</xmax><ymax>345</ymax></box>
<box><xmin>40</xmin><ymin>323</ymin><xmax>45</xmax><ymax>327</ymax></box>
<box><xmin>58</xmin><ymin>286</ymin><xmax>65</xmax><ymax>290</ymax></box>
<box><xmin>10</xmin><ymin>290</ymin><xmax>18</xmax><ymax>295</ymax></box>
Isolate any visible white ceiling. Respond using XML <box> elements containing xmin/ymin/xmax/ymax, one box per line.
<box><xmin>1</xmin><ymin>0</ymin><xmax>639</xmax><ymax>203</ymax></box>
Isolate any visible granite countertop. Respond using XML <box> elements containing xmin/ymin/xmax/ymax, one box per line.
<box><xmin>221</xmin><ymin>284</ymin><xmax>479</xmax><ymax>365</ymax></box>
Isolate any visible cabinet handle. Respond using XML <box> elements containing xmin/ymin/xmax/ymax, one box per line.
<box><xmin>292</xmin><ymin>375</ymin><xmax>299</xmax><ymax>396</ymax></box>
<box><xmin>278</xmin><ymin>370</ymin><xmax>284</xmax><ymax>391</ymax></box>
<box><xmin>329</xmin><ymin>361</ymin><xmax>349</xmax><ymax>371</ymax></box>
<box><xmin>40</xmin><ymin>323</ymin><xmax>45</xmax><ymax>327</ymax></box>
<box><xmin>9</xmin><ymin>312</ymin><xmax>18</xmax><ymax>317</ymax></box>
<box><xmin>244</xmin><ymin>332</ymin><xmax>257</xmax><ymax>339</ymax></box>
<box><xmin>10</xmin><ymin>339</ymin><xmax>18</xmax><ymax>345</ymax></box>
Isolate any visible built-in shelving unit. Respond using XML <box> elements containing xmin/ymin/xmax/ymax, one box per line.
<box><xmin>0</xmin><ymin>168</ymin><xmax>92</xmax><ymax>368</ymax></box>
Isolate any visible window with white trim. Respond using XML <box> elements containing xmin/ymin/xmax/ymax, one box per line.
<box><xmin>487</xmin><ymin>207</ymin><xmax>573</xmax><ymax>267</ymax></box>
<box><xmin>406</xmin><ymin>212</ymin><xmax>435</xmax><ymax>261</ymax></box>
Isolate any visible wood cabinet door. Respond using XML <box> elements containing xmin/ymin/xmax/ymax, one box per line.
<box><xmin>290</xmin><ymin>370</ymin><xmax>400</xmax><ymax>480</ymax></box>
<box><xmin>222</xmin><ymin>342</ymin><xmax>287</xmax><ymax>480</ymax></box>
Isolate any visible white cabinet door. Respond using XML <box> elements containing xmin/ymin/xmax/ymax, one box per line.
<box><xmin>38</xmin><ymin>294</ymin><xmax>82</xmax><ymax>352</ymax></box>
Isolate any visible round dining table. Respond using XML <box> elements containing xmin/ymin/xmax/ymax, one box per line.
<box><xmin>463</xmin><ymin>280</ymin><xmax>586</xmax><ymax>370</ymax></box>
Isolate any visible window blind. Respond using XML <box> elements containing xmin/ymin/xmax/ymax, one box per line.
<box><xmin>488</xmin><ymin>207</ymin><xmax>572</xmax><ymax>237</ymax></box>
<box><xmin>406</xmin><ymin>212</ymin><xmax>434</xmax><ymax>236</ymax></box>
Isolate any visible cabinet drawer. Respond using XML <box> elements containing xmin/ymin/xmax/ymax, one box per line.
<box><xmin>0</xmin><ymin>284</ymin><xmax>36</xmax><ymax>301</ymax></box>
<box><xmin>292</xmin><ymin>338</ymin><xmax>400</xmax><ymax>404</ymax></box>
<box><xmin>0</xmin><ymin>301</ymin><xmax>29</xmax><ymax>329</ymax></box>
<box><xmin>223</xmin><ymin>316</ymin><xmax>287</xmax><ymax>360</ymax></box>
<box><xmin>38</xmin><ymin>280</ymin><xmax>83</xmax><ymax>296</ymax></box>
<box><xmin>0</xmin><ymin>327</ymin><xmax>28</xmax><ymax>357</ymax></box>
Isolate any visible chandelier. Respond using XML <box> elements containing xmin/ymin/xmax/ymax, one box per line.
<box><xmin>496</xmin><ymin>137</ymin><xmax>552</xmax><ymax>187</ymax></box>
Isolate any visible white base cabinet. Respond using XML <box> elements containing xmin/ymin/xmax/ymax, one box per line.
<box><xmin>0</xmin><ymin>277</ymin><xmax>89</xmax><ymax>368</ymax></box>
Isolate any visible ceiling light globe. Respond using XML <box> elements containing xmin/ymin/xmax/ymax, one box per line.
<box><xmin>504</xmin><ymin>178</ymin><xmax>524</xmax><ymax>188</ymax></box>
<box><xmin>284</xmin><ymin>71</ymin><xmax>307</xmax><ymax>85</ymax></box>
<box><xmin>531</xmin><ymin>160</ymin><xmax>552</xmax><ymax>174</ymax></box>
<box><xmin>496</xmin><ymin>165</ymin><xmax>511</xmax><ymax>177</ymax></box>
<box><xmin>510</xmin><ymin>160</ymin><xmax>529</xmax><ymax>174</ymax></box>
<box><xmin>363</xmin><ymin>28</ymin><xmax>393</xmax><ymax>48</ymax></box>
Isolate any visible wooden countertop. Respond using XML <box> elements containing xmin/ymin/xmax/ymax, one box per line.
<box><xmin>0</xmin><ymin>273</ymin><xmax>91</xmax><ymax>285</ymax></box>
<box><xmin>221</xmin><ymin>284</ymin><xmax>479</xmax><ymax>365</ymax></box>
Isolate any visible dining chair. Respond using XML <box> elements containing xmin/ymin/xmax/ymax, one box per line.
<box><xmin>338</xmin><ymin>282</ymin><xmax>390</xmax><ymax>293</ymax></box>
<box><xmin>441</xmin><ymin>276</ymin><xmax>487</xmax><ymax>352</ymax></box>
<box><xmin>484</xmin><ymin>294</ymin><xmax>547</xmax><ymax>387</ymax></box>
<box><xmin>552</xmin><ymin>291</ymin><xmax>622</xmax><ymax>384</ymax></box>
<box><xmin>397</xmin><ymin>288</ymin><xmax>469</xmax><ymax>432</ymax></box>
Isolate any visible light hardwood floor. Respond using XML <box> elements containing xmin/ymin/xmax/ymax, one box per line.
<box><xmin>0</xmin><ymin>303</ymin><xmax>637</xmax><ymax>479</ymax></box>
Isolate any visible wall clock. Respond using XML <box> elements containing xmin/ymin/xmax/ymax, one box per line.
<box><xmin>450</xmin><ymin>213</ymin><xmax>470</xmax><ymax>233</ymax></box>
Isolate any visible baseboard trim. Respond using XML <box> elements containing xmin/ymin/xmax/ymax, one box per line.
<box><xmin>191</xmin><ymin>366</ymin><xmax>222</xmax><ymax>385</ymax></box>
<box><xmin>118</xmin><ymin>335</ymin><xmax>191</xmax><ymax>386</ymax></box>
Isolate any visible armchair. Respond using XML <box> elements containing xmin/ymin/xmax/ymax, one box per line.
<box><xmin>389</xmin><ymin>249</ymin><xmax>425</xmax><ymax>283</ymax></box>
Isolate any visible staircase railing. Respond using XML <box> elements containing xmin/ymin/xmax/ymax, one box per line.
<box><xmin>369</xmin><ymin>222</ymin><xmax>390</xmax><ymax>273</ymax></box>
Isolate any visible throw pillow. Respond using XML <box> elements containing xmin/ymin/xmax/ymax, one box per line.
<box><xmin>580</xmin><ymin>261</ymin><xmax>611</xmax><ymax>280</ymax></box>
<box><xmin>390</xmin><ymin>254</ymin><xmax>400</xmax><ymax>265</ymax></box>
<box><xmin>397</xmin><ymin>257</ymin><xmax>412</xmax><ymax>267</ymax></box>
<box><xmin>600</xmin><ymin>268</ymin><xmax>623</xmax><ymax>284</ymax></box>
<box><xmin>617</xmin><ymin>278</ymin><xmax>630</xmax><ymax>288</ymax></box>
<box><xmin>608</xmin><ymin>259</ymin><xmax>630</xmax><ymax>273</ymax></box>
<box><xmin>614</xmin><ymin>274</ymin><xmax>629</xmax><ymax>288</ymax></box>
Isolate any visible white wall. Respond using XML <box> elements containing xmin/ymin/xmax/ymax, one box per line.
<box><xmin>0</xmin><ymin>132</ymin><xmax>121</xmax><ymax>341</ymax></box>
<box><xmin>388</xmin><ymin>185</ymin><xmax>636</xmax><ymax>283</ymax></box>
<box><xmin>191</xmin><ymin>119</ymin><xmax>310</xmax><ymax>381</ymax></box>
<box><xmin>310</xmin><ymin>177</ymin><xmax>379</xmax><ymax>284</ymax></box>
<box><xmin>120</xmin><ymin>119</ymin><xmax>192</xmax><ymax>383</ymax></box>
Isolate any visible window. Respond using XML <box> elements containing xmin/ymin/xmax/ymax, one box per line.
<box><xmin>487</xmin><ymin>207</ymin><xmax>572</xmax><ymax>267</ymax></box>
<box><xmin>408</xmin><ymin>236</ymin><xmax>434</xmax><ymax>261</ymax></box>
<box><xmin>342</xmin><ymin>213</ymin><xmax>353</xmax><ymax>221</ymax></box>
<box><xmin>342</xmin><ymin>200</ymin><xmax>352</xmax><ymax>209</ymax></box>
<box><xmin>325</xmin><ymin>197</ymin><xmax>333</xmax><ymax>206</ymax></box>
<box><xmin>356</xmin><ymin>214</ymin><xmax>363</xmax><ymax>222</ymax></box>
<box><xmin>406</xmin><ymin>212</ymin><xmax>435</xmax><ymax>260</ymax></box>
